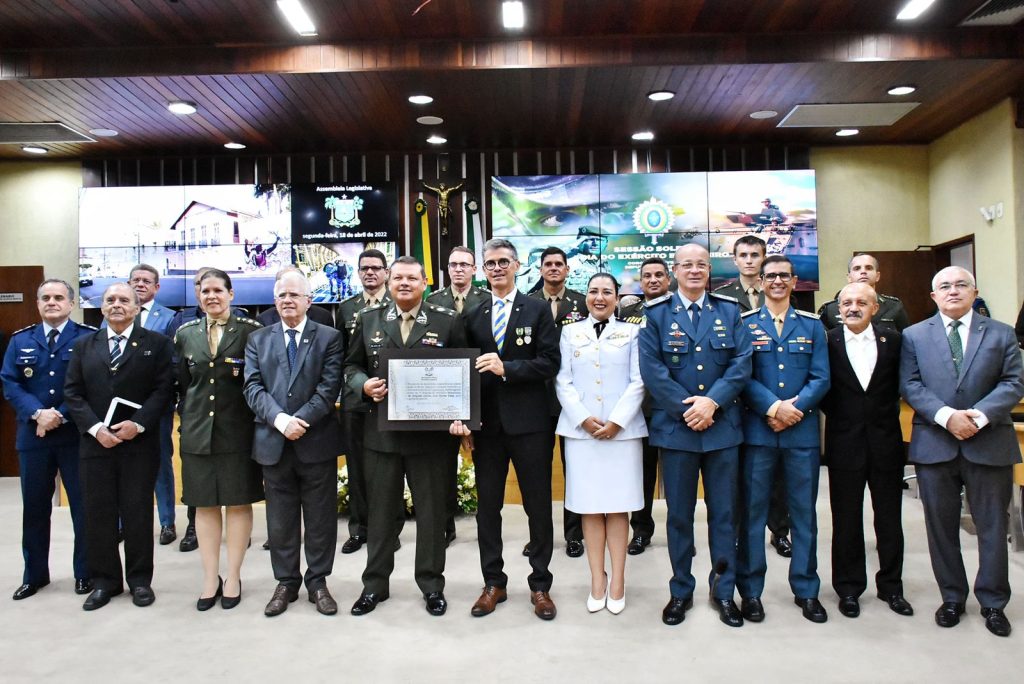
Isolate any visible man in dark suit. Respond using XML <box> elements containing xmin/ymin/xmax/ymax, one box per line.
<box><xmin>639</xmin><ymin>243</ymin><xmax>752</xmax><ymax>627</ymax></box>
<box><xmin>63</xmin><ymin>283</ymin><xmax>174</xmax><ymax>611</ymax></box>
<box><xmin>243</xmin><ymin>270</ymin><xmax>345</xmax><ymax>617</ymax></box>
<box><xmin>900</xmin><ymin>266</ymin><xmax>1024</xmax><ymax>638</ymax></box>
<box><xmin>2</xmin><ymin>279</ymin><xmax>96</xmax><ymax>600</ymax></box>
<box><xmin>457</xmin><ymin>238</ymin><xmax>561</xmax><ymax>620</ymax></box>
<box><xmin>345</xmin><ymin>256</ymin><xmax>466</xmax><ymax>617</ymax></box>
<box><xmin>426</xmin><ymin>245</ymin><xmax>489</xmax><ymax>546</ymax></box>
<box><xmin>336</xmin><ymin>249</ymin><xmax>395</xmax><ymax>554</ymax></box>
<box><xmin>821</xmin><ymin>282</ymin><xmax>913</xmax><ymax>619</ymax></box>
<box><xmin>528</xmin><ymin>246</ymin><xmax>588</xmax><ymax>558</ymax></box>
<box><xmin>127</xmin><ymin>264</ymin><xmax>179</xmax><ymax>546</ymax></box>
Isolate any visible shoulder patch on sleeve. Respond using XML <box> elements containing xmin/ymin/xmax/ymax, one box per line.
<box><xmin>795</xmin><ymin>309</ymin><xmax>820</xmax><ymax>320</ymax></box>
<box><xmin>179</xmin><ymin>318</ymin><xmax>204</xmax><ymax>331</ymax></box>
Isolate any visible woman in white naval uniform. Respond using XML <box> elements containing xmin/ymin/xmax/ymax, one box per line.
<box><xmin>555</xmin><ymin>273</ymin><xmax>647</xmax><ymax>614</ymax></box>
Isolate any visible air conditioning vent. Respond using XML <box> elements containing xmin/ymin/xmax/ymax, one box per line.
<box><xmin>0</xmin><ymin>122</ymin><xmax>96</xmax><ymax>144</ymax></box>
<box><xmin>960</xmin><ymin>0</ymin><xmax>1024</xmax><ymax>26</ymax></box>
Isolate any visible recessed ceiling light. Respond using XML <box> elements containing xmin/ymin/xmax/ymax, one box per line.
<box><xmin>416</xmin><ymin>116</ymin><xmax>444</xmax><ymax>126</ymax></box>
<box><xmin>408</xmin><ymin>95</ymin><xmax>434</xmax><ymax>105</ymax></box>
<box><xmin>896</xmin><ymin>0</ymin><xmax>935</xmax><ymax>21</ymax></box>
<box><xmin>835</xmin><ymin>129</ymin><xmax>860</xmax><ymax>137</ymax></box>
<box><xmin>427</xmin><ymin>135</ymin><xmax>447</xmax><ymax>145</ymax></box>
<box><xmin>502</xmin><ymin>1</ymin><xmax>525</xmax><ymax>29</ymax></box>
<box><xmin>887</xmin><ymin>85</ymin><xmax>917</xmax><ymax>96</ymax></box>
<box><xmin>22</xmin><ymin>146</ymin><xmax>47</xmax><ymax>154</ymax></box>
<box><xmin>224</xmin><ymin>142</ymin><xmax>246</xmax><ymax>150</ymax></box>
<box><xmin>749</xmin><ymin>110</ymin><xmax>779</xmax><ymax>120</ymax></box>
<box><xmin>167</xmin><ymin>101</ymin><xmax>197</xmax><ymax>115</ymax></box>
<box><xmin>88</xmin><ymin>128</ymin><xmax>119</xmax><ymax>137</ymax></box>
<box><xmin>631</xmin><ymin>131</ymin><xmax>655</xmax><ymax>142</ymax></box>
<box><xmin>647</xmin><ymin>90</ymin><xmax>675</xmax><ymax>102</ymax></box>
<box><xmin>277</xmin><ymin>0</ymin><xmax>317</xmax><ymax>36</ymax></box>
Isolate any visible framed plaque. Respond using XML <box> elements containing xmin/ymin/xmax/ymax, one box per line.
<box><xmin>377</xmin><ymin>348</ymin><xmax>481</xmax><ymax>431</ymax></box>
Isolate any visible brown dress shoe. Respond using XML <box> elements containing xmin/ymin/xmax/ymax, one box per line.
<box><xmin>264</xmin><ymin>584</ymin><xmax>299</xmax><ymax>617</ymax></box>
<box><xmin>471</xmin><ymin>585</ymin><xmax>507</xmax><ymax>617</ymax></box>
<box><xmin>531</xmin><ymin>591</ymin><xmax>557</xmax><ymax>620</ymax></box>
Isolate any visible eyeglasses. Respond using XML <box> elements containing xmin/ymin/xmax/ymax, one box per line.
<box><xmin>483</xmin><ymin>258</ymin><xmax>514</xmax><ymax>271</ymax></box>
<box><xmin>358</xmin><ymin>266</ymin><xmax>385</xmax><ymax>273</ymax></box>
<box><xmin>935</xmin><ymin>281</ymin><xmax>972</xmax><ymax>292</ymax></box>
<box><xmin>673</xmin><ymin>261</ymin><xmax>709</xmax><ymax>271</ymax></box>
<box><xmin>448</xmin><ymin>262</ymin><xmax>475</xmax><ymax>271</ymax></box>
<box><xmin>762</xmin><ymin>272</ymin><xmax>793</xmax><ymax>282</ymax></box>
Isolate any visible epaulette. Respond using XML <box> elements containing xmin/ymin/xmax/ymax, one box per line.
<box><xmin>795</xmin><ymin>309</ymin><xmax>820</xmax><ymax>320</ymax></box>
<box><xmin>617</xmin><ymin>315</ymin><xmax>644</xmax><ymax>325</ymax></box>
<box><xmin>644</xmin><ymin>293</ymin><xmax>672</xmax><ymax>308</ymax></box>
<box><xmin>236</xmin><ymin>317</ymin><xmax>263</xmax><ymax>328</ymax></box>
<box><xmin>473</xmin><ymin>285</ymin><xmax>491</xmax><ymax>295</ymax></box>
<box><xmin>709</xmin><ymin>292</ymin><xmax>739</xmax><ymax>304</ymax></box>
<box><xmin>428</xmin><ymin>304</ymin><xmax>456</xmax><ymax>316</ymax></box>
<box><xmin>357</xmin><ymin>302</ymin><xmax>386</xmax><ymax>315</ymax></box>
<box><xmin>816</xmin><ymin>301</ymin><xmax>835</xmax><ymax>315</ymax></box>
<box><xmin>12</xmin><ymin>323</ymin><xmax>37</xmax><ymax>335</ymax></box>
<box><xmin>878</xmin><ymin>293</ymin><xmax>901</xmax><ymax>303</ymax></box>
<box><xmin>425</xmin><ymin>288</ymin><xmax>445</xmax><ymax>300</ymax></box>
<box><xmin>178</xmin><ymin>318</ymin><xmax>204</xmax><ymax>331</ymax></box>
<box><xmin>741</xmin><ymin>309</ymin><xmax>760</xmax><ymax>318</ymax></box>
<box><xmin>78</xmin><ymin>323</ymin><xmax>99</xmax><ymax>331</ymax></box>
<box><xmin>341</xmin><ymin>293</ymin><xmax>364</xmax><ymax>307</ymax></box>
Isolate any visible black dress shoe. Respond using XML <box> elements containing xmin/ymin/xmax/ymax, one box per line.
<box><xmin>264</xmin><ymin>585</ymin><xmax>299</xmax><ymax>617</ymax></box>
<box><xmin>877</xmin><ymin>593</ymin><xmax>914</xmax><ymax>616</ymax></box>
<box><xmin>13</xmin><ymin>582</ymin><xmax>47</xmax><ymax>600</ymax></box>
<box><xmin>795</xmin><ymin>597</ymin><xmax>827</xmax><ymax>623</ymax></box>
<box><xmin>566</xmin><ymin>540</ymin><xmax>585</xmax><ymax>558</ymax></box>
<box><xmin>350</xmin><ymin>591</ymin><xmax>389</xmax><ymax>616</ymax></box>
<box><xmin>741</xmin><ymin>597</ymin><xmax>765</xmax><ymax>622</ymax></box>
<box><xmin>934</xmin><ymin>601</ymin><xmax>965</xmax><ymax>628</ymax></box>
<box><xmin>712</xmin><ymin>598</ymin><xmax>744</xmax><ymax>627</ymax></box>
<box><xmin>661</xmin><ymin>596</ymin><xmax>694</xmax><ymax>625</ymax></box>
<box><xmin>981</xmin><ymin>607</ymin><xmax>1012</xmax><ymax>637</ymax></box>
<box><xmin>197</xmin><ymin>577</ymin><xmax>223</xmax><ymax>612</ymax></box>
<box><xmin>424</xmin><ymin>591</ymin><xmax>448</xmax><ymax>616</ymax></box>
<box><xmin>158</xmin><ymin>524</ymin><xmax>177</xmax><ymax>545</ymax></box>
<box><xmin>770</xmin><ymin>534</ymin><xmax>793</xmax><ymax>558</ymax></box>
<box><xmin>179</xmin><ymin>525</ymin><xmax>198</xmax><ymax>552</ymax></box>
<box><xmin>83</xmin><ymin>588</ymin><xmax>123</xmax><ymax>611</ymax></box>
<box><xmin>627</xmin><ymin>535</ymin><xmax>651</xmax><ymax>555</ymax></box>
<box><xmin>221</xmin><ymin>580</ymin><xmax>242</xmax><ymax>610</ymax></box>
<box><xmin>309</xmin><ymin>586</ymin><xmax>338</xmax><ymax>615</ymax></box>
<box><xmin>522</xmin><ymin>542</ymin><xmax>532</xmax><ymax>557</ymax></box>
<box><xmin>838</xmin><ymin>596</ymin><xmax>860</xmax><ymax>618</ymax></box>
<box><xmin>445</xmin><ymin>530</ymin><xmax>457</xmax><ymax>548</ymax></box>
<box><xmin>394</xmin><ymin>537</ymin><xmax>402</xmax><ymax>552</ymax></box>
<box><xmin>262</xmin><ymin>539</ymin><xmax>270</xmax><ymax>550</ymax></box>
<box><xmin>74</xmin><ymin>579</ymin><xmax>93</xmax><ymax>595</ymax></box>
<box><xmin>132</xmin><ymin>586</ymin><xmax>156</xmax><ymax>607</ymax></box>
<box><xmin>341</xmin><ymin>535</ymin><xmax>366</xmax><ymax>554</ymax></box>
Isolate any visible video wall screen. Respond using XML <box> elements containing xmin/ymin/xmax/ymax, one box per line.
<box><xmin>491</xmin><ymin>170</ymin><xmax>817</xmax><ymax>296</ymax></box>
<box><xmin>79</xmin><ymin>182</ymin><xmax>399</xmax><ymax>307</ymax></box>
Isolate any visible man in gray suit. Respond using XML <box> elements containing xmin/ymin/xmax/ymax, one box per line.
<box><xmin>243</xmin><ymin>270</ymin><xmax>345</xmax><ymax>617</ymax></box>
<box><xmin>900</xmin><ymin>266</ymin><xmax>1024</xmax><ymax>637</ymax></box>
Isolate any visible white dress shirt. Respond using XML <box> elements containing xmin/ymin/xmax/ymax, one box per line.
<box><xmin>843</xmin><ymin>324</ymin><xmax>878</xmax><ymax>391</ymax></box>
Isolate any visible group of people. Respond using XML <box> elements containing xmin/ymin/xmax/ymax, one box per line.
<box><xmin>3</xmin><ymin>235</ymin><xmax>1020</xmax><ymax>639</ymax></box>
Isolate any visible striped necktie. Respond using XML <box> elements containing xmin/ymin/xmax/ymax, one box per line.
<box><xmin>493</xmin><ymin>299</ymin><xmax>508</xmax><ymax>352</ymax></box>
<box><xmin>109</xmin><ymin>335</ymin><xmax>125</xmax><ymax>366</ymax></box>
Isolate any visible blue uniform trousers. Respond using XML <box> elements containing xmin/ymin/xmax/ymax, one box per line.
<box><xmin>660</xmin><ymin>447</ymin><xmax>738</xmax><ymax>600</ymax></box>
<box><xmin>738</xmin><ymin>445</ymin><xmax>821</xmax><ymax>599</ymax></box>
<box><xmin>154</xmin><ymin>410</ymin><xmax>176</xmax><ymax>528</ymax></box>
<box><xmin>20</xmin><ymin>445</ymin><xmax>89</xmax><ymax>584</ymax></box>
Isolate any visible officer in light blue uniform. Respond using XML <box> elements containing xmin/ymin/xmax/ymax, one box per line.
<box><xmin>638</xmin><ymin>243</ymin><xmax>752</xmax><ymax>627</ymax></box>
<box><xmin>737</xmin><ymin>254</ymin><xmax>830</xmax><ymax>624</ymax></box>
<box><xmin>1</xmin><ymin>279</ymin><xmax>97</xmax><ymax>600</ymax></box>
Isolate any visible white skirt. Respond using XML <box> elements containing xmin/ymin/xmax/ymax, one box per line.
<box><xmin>564</xmin><ymin>437</ymin><xmax>644</xmax><ymax>514</ymax></box>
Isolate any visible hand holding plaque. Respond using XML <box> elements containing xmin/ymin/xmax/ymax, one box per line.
<box><xmin>378</xmin><ymin>349</ymin><xmax>481</xmax><ymax>431</ymax></box>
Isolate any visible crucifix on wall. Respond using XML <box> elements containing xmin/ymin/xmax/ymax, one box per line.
<box><xmin>422</xmin><ymin>180</ymin><xmax>464</xmax><ymax>237</ymax></box>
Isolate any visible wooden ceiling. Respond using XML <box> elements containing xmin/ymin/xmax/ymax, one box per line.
<box><xmin>0</xmin><ymin>0</ymin><xmax>1022</xmax><ymax>159</ymax></box>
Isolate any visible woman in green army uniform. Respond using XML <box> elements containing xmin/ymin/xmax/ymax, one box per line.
<box><xmin>174</xmin><ymin>269</ymin><xmax>264</xmax><ymax>611</ymax></box>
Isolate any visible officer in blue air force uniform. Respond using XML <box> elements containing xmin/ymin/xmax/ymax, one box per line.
<box><xmin>736</xmin><ymin>254</ymin><xmax>831</xmax><ymax>624</ymax></box>
<box><xmin>638</xmin><ymin>244</ymin><xmax>752</xmax><ymax>628</ymax></box>
<box><xmin>1</xmin><ymin>279</ymin><xmax>97</xmax><ymax>600</ymax></box>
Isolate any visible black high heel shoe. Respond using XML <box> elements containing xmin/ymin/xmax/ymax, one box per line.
<box><xmin>221</xmin><ymin>579</ymin><xmax>242</xmax><ymax>610</ymax></box>
<box><xmin>197</xmin><ymin>577</ymin><xmax>223</xmax><ymax>612</ymax></box>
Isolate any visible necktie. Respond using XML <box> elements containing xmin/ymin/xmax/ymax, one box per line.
<box><xmin>286</xmin><ymin>329</ymin><xmax>298</xmax><ymax>370</ymax></box>
<box><xmin>109</xmin><ymin>335</ymin><xmax>124</xmax><ymax>366</ymax></box>
<box><xmin>550</xmin><ymin>296</ymin><xmax>560</xmax><ymax>321</ymax></box>
<box><xmin>775</xmin><ymin>316</ymin><xmax>785</xmax><ymax>336</ymax></box>
<box><xmin>594</xmin><ymin>320</ymin><xmax>608</xmax><ymax>338</ymax></box>
<box><xmin>47</xmin><ymin>329</ymin><xmax>58</xmax><ymax>351</ymax></box>
<box><xmin>746</xmin><ymin>287</ymin><xmax>760</xmax><ymax>311</ymax></box>
<box><xmin>454</xmin><ymin>295</ymin><xmax>464</xmax><ymax>314</ymax></box>
<box><xmin>208</xmin><ymin>320</ymin><xmax>223</xmax><ymax>355</ymax></box>
<box><xmin>493</xmin><ymin>299</ymin><xmax>508</xmax><ymax>352</ymax></box>
<box><xmin>689</xmin><ymin>302</ymin><xmax>701</xmax><ymax>329</ymax></box>
<box><xmin>948</xmin><ymin>320</ymin><xmax>963</xmax><ymax>375</ymax></box>
<box><xmin>400</xmin><ymin>312</ymin><xmax>415</xmax><ymax>344</ymax></box>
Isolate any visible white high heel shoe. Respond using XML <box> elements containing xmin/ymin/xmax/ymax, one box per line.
<box><xmin>607</xmin><ymin>591</ymin><xmax>626</xmax><ymax>615</ymax></box>
<box><xmin>587</xmin><ymin>589</ymin><xmax>607</xmax><ymax>613</ymax></box>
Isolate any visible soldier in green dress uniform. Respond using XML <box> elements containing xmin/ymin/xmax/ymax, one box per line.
<box><xmin>816</xmin><ymin>253</ymin><xmax>910</xmax><ymax>333</ymax></box>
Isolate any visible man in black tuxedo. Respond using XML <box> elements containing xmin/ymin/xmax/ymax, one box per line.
<box><xmin>821</xmin><ymin>283</ymin><xmax>913</xmax><ymax>619</ymax></box>
<box><xmin>64</xmin><ymin>283</ymin><xmax>174</xmax><ymax>611</ymax></box>
<box><xmin>454</xmin><ymin>238</ymin><xmax>561</xmax><ymax>620</ymax></box>
<box><xmin>243</xmin><ymin>270</ymin><xmax>345</xmax><ymax>617</ymax></box>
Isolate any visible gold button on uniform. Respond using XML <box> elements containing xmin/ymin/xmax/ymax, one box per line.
<box><xmin>778</xmin><ymin>382</ymin><xmax>785</xmax><ymax>388</ymax></box>
<box><xmin>209</xmin><ymin>362</ymin><xmax>215</xmax><ymax>367</ymax></box>
<box><xmin>695</xmin><ymin>346</ymin><xmax>702</xmax><ymax>352</ymax></box>
<box><xmin>698</xmin><ymin>384</ymin><xmax>705</xmax><ymax>390</ymax></box>
<box><xmin>208</xmin><ymin>411</ymin><xmax>214</xmax><ymax>416</ymax></box>
<box><xmin>596</xmin><ymin>396</ymin><xmax>602</xmax><ymax>402</ymax></box>
<box><xmin>778</xmin><ymin>364</ymin><xmax>784</xmax><ymax>370</ymax></box>
<box><xmin>596</xmin><ymin>379</ymin><xmax>601</xmax><ymax>385</ymax></box>
<box><xmin>696</xmin><ymin>364</ymin><xmax>704</xmax><ymax>371</ymax></box>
